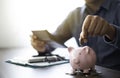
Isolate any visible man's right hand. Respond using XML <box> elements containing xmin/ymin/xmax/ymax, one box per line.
<box><xmin>79</xmin><ymin>15</ymin><xmax>115</xmax><ymax>45</ymax></box>
<box><xmin>30</xmin><ymin>35</ymin><xmax>47</xmax><ymax>53</ymax></box>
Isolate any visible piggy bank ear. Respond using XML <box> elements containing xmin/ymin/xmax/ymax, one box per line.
<box><xmin>82</xmin><ymin>46</ymin><xmax>89</xmax><ymax>54</ymax></box>
<box><xmin>84</xmin><ymin>46</ymin><xmax>90</xmax><ymax>54</ymax></box>
<box><xmin>68</xmin><ymin>47</ymin><xmax>74</xmax><ymax>53</ymax></box>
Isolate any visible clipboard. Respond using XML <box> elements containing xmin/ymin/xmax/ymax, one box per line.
<box><xmin>6</xmin><ymin>55</ymin><xmax>69</xmax><ymax>68</ymax></box>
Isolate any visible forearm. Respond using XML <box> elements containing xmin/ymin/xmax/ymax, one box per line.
<box><xmin>47</xmin><ymin>7</ymin><xmax>81</xmax><ymax>48</ymax></box>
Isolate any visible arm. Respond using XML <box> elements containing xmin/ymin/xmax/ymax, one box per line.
<box><xmin>31</xmin><ymin>7</ymin><xmax>82</xmax><ymax>53</ymax></box>
<box><xmin>51</xmin><ymin>7</ymin><xmax>81</xmax><ymax>45</ymax></box>
<box><xmin>43</xmin><ymin>10</ymin><xmax>78</xmax><ymax>52</ymax></box>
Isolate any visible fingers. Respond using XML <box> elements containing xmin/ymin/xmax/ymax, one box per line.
<box><xmin>94</xmin><ymin>19</ymin><xmax>103</xmax><ymax>36</ymax></box>
<box><xmin>30</xmin><ymin>34</ymin><xmax>47</xmax><ymax>52</ymax></box>
<box><xmin>88</xmin><ymin>15</ymin><xmax>98</xmax><ymax>36</ymax></box>
<box><xmin>79</xmin><ymin>31</ymin><xmax>88</xmax><ymax>45</ymax></box>
<box><xmin>31</xmin><ymin>40</ymin><xmax>46</xmax><ymax>52</ymax></box>
<box><xmin>100</xmin><ymin>21</ymin><xmax>108</xmax><ymax>36</ymax></box>
<box><xmin>79</xmin><ymin>15</ymin><xmax>92</xmax><ymax>45</ymax></box>
<box><xmin>82</xmin><ymin>15</ymin><xmax>92</xmax><ymax>36</ymax></box>
<box><xmin>30</xmin><ymin>35</ymin><xmax>38</xmax><ymax>41</ymax></box>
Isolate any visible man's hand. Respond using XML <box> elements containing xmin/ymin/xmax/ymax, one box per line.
<box><xmin>31</xmin><ymin>35</ymin><xmax>47</xmax><ymax>52</ymax></box>
<box><xmin>79</xmin><ymin>15</ymin><xmax>115</xmax><ymax>45</ymax></box>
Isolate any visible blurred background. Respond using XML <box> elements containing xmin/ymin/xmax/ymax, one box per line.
<box><xmin>0</xmin><ymin>0</ymin><xmax>85</xmax><ymax>48</ymax></box>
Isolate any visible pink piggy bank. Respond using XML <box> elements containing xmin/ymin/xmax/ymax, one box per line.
<box><xmin>68</xmin><ymin>46</ymin><xmax>96</xmax><ymax>74</ymax></box>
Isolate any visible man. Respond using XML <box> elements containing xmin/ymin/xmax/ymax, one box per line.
<box><xmin>31</xmin><ymin>0</ymin><xmax>120</xmax><ymax>71</ymax></box>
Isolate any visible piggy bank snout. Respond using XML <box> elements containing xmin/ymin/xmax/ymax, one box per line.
<box><xmin>68</xmin><ymin>47</ymin><xmax>74</xmax><ymax>53</ymax></box>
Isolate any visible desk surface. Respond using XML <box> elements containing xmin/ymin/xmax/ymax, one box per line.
<box><xmin>0</xmin><ymin>48</ymin><xmax>120</xmax><ymax>78</ymax></box>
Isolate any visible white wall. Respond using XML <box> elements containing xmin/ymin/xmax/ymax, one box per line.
<box><xmin>0</xmin><ymin>0</ymin><xmax>84</xmax><ymax>48</ymax></box>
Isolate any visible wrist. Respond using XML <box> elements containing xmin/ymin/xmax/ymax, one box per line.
<box><xmin>105</xmin><ymin>24</ymin><xmax>116</xmax><ymax>41</ymax></box>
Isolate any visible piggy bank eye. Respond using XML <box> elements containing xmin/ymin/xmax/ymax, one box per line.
<box><xmin>79</xmin><ymin>53</ymin><xmax>81</xmax><ymax>55</ymax></box>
